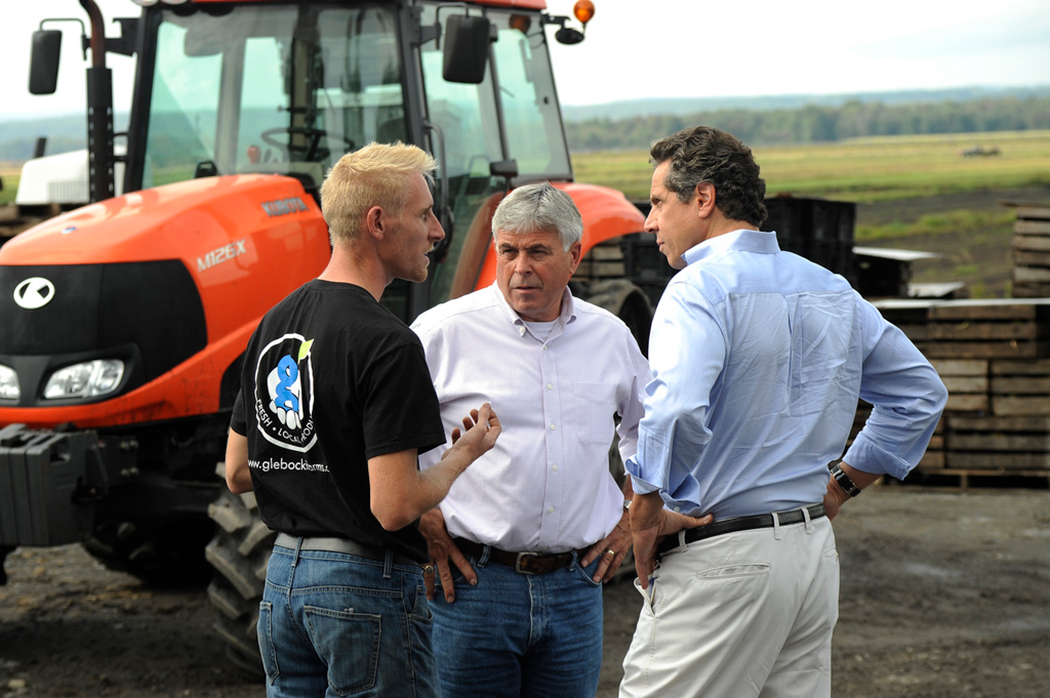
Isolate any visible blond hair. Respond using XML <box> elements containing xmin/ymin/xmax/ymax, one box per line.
<box><xmin>320</xmin><ymin>142</ymin><xmax>437</xmax><ymax>245</ymax></box>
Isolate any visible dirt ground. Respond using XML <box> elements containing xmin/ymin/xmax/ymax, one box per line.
<box><xmin>2</xmin><ymin>484</ymin><xmax>1048</xmax><ymax>698</ymax></box>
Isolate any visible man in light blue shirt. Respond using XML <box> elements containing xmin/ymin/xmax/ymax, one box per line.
<box><xmin>619</xmin><ymin>126</ymin><xmax>948</xmax><ymax>698</ymax></box>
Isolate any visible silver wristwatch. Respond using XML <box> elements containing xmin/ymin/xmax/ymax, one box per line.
<box><xmin>830</xmin><ymin>463</ymin><xmax>861</xmax><ymax>497</ymax></box>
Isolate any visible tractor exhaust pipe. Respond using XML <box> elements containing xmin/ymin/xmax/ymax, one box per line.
<box><xmin>80</xmin><ymin>0</ymin><xmax>115</xmax><ymax>202</ymax></box>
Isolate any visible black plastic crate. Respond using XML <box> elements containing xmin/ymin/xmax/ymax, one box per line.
<box><xmin>618</xmin><ymin>233</ymin><xmax>676</xmax><ymax>308</ymax></box>
<box><xmin>763</xmin><ymin>197</ymin><xmax>857</xmax><ymax>245</ymax></box>
<box><xmin>763</xmin><ymin>197</ymin><xmax>856</xmax><ymax>282</ymax></box>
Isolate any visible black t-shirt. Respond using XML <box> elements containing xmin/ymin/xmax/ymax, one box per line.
<box><xmin>230</xmin><ymin>279</ymin><xmax>445</xmax><ymax>562</ymax></box>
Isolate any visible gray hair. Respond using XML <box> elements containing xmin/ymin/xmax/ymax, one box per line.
<box><xmin>491</xmin><ymin>182</ymin><xmax>582</xmax><ymax>251</ymax></box>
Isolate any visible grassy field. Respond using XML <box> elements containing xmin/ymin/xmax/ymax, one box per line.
<box><xmin>6</xmin><ymin>130</ymin><xmax>1048</xmax><ymax>207</ymax></box>
<box><xmin>0</xmin><ymin>164</ymin><xmax>20</xmax><ymax>206</ymax></box>
<box><xmin>5</xmin><ymin>132</ymin><xmax>1050</xmax><ymax>297</ymax></box>
<box><xmin>572</xmin><ymin>130</ymin><xmax>1050</xmax><ymax>203</ymax></box>
<box><xmin>573</xmin><ymin>130</ymin><xmax>1050</xmax><ymax>298</ymax></box>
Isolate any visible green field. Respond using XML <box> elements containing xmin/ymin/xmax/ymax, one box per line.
<box><xmin>6</xmin><ymin>130</ymin><xmax>1049</xmax><ymax>208</ymax></box>
<box><xmin>6</xmin><ymin>132</ymin><xmax>1050</xmax><ymax>298</ymax></box>
<box><xmin>0</xmin><ymin>165</ymin><xmax>19</xmax><ymax>206</ymax></box>
<box><xmin>573</xmin><ymin>130</ymin><xmax>1050</xmax><ymax>298</ymax></box>
<box><xmin>572</xmin><ymin>130</ymin><xmax>1050</xmax><ymax>203</ymax></box>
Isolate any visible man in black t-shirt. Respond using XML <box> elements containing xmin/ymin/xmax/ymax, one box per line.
<box><xmin>225</xmin><ymin>142</ymin><xmax>500</xmax><ymax>698</ymax></box>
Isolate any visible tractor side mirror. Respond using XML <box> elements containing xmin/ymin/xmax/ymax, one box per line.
<box><xmin>442</xmin><ymin>15</ymin><xmax>491</xmax><ymax>85</ymax></box>
<box><xmin>29</xmin><ymin>30</ymin><xmax>63</xmax><ymax>95</ymax></box>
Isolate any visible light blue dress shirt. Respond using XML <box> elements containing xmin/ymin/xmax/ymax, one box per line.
<box><xmin>626</xmin><ymin>229</ymin><xmax>948</xmax><ymax>520</ymax></box>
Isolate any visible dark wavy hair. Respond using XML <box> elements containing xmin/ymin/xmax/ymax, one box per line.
<box><xmin>649</xmin><ymin>126</ymin><xmax>767</xmax><ymax>228</ymax></box>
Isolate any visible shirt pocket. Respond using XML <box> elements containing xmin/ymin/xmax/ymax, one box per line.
<box><xmin>571</xmin><ymin>382</ymin><xmax>618</xmax><ymax>446</ymax></box>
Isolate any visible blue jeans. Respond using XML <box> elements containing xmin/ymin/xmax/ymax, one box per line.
<box><xmin>258</xmin><ymin>542</ymin><xmax>438</xmax><ymax>698</ymax></box>
<box><xmin>431</xmin><ymin>548</ymin><xmax>603</xmax><ymax>698</ymax></box>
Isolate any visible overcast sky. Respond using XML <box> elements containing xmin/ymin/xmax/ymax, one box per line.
<box><xmin>2</xmin><ymin>0</ymin><xmax>1048</xmax><ymax>122</ymax></box>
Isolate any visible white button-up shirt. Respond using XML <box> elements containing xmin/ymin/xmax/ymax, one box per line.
<box><xmin>412</xmin><ymin>283</ymin><xmax>651</xmax><ymax>552</ymax></box>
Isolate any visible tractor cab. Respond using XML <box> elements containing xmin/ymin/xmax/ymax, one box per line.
<box><xmin>104</xmin><ymin>0</ymin><xmax>578</xmax><ymax>319</ymax></box>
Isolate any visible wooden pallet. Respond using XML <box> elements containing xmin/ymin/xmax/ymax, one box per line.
<box><xmin>943</xmin><ymin>414</ymin><xmax>1050</xmax><ymax>474</ymax></box>
<box><xmin>909</xmin><ymin>467</ymin><xmax>1050</xmax><ymax>490</ymax></box>
<box><xmin>918</xmin><ymin>301</ymin><xmax>1050</xmax><ymax>359</ymax></box>
<box><xmin>853</xmin><ymin>295</ymin><xmax>1050</xmax><ymax>489</ymax></box>
<box><xmin>1010</xmin><ymin>204</ymin><xmax>1050</xmax><ymax>297</ymax></box>
<box><xmin>932</xmin><ymin>358</ymin><xmax>989</xmax><ymax>413</ymax></box>
<box><xmin>989</xmin><ymin>359</ymin><xmax>1050</xmax><ymax>416</ymax></box>
<box><xmin>872</xmin><ymin>300</ymin><xmax>932</xmax><ymax>343</ymax></box>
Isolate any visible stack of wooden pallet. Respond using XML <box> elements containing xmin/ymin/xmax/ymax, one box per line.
<box><xmin>1011</xmin><ymin>203</ymin><xmax>1050</xmax><ymax>298</ymax></box>
<box><xmin>867</xmin><ymin>298</ymin><xmax>1050</xmax><ymax>486</ymax></box>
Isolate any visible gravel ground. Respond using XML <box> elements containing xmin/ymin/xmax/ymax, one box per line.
<box><xmin>2</xmin><ymin>485</ymin><xmax>1049</xmax><ymax>698</ymax></box>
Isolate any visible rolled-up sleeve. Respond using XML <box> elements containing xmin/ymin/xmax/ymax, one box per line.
<box><xmin>843</xmin><ymin>300</ymin><xmax>949</xmax><ymax>480</ymax></box>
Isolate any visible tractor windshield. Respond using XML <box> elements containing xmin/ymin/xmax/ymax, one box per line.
<box><xmin>140</xmin><ymin>3</ymin><xmax>404</xmax><ymax>191</ymax></box>
<box><xmin>418</xmin><ymin>4</ymin><xmax>573</xmax><ymax>304</ymax></box>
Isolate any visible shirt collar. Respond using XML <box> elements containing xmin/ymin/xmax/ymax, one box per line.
<box><xmin>682</xmin><ymin>229</ymin><xmax>781</xmax><ymax>266</ymax></box>
<box><xmin>488</xmin><ymin>281</ymin><xmax>578</xmax><ymax>339</ymax></box>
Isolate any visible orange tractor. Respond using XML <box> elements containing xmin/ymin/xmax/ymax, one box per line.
<box><xmin>0</xmin><ymin>0</ymin><xmax>656</xmax><ymax>669</ymax></box>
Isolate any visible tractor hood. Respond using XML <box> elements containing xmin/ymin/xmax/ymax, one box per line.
<box><xmin>0</xmin><ymin>174</ymin><xmax>331</xmax><ymax>370</ymax></box>
<box><xmin>1</xmin><ymin>174</ymin><xmax>322</xmax><ymax>268</ymax></box>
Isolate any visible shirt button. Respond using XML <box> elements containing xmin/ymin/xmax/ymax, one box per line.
<box><xmin>550</xmin><ymin>424</ymin><xmax>556</xmax><ymax>431</ymax></box>
<box><xmin>552</xmin><ymin>464</ymin><xmax>558</xmax><ymax>472</ymax></box>
<box><xmin>674</xmin><ymin>506</ymin><xmax>681</xmax><ymax>512</ymax></box>
<box><xmin>547</xmin><ymin>383</ymin><xmax>553</xmax><ymax>390</ymax></box>
<box><xmin>543</xmin><ymin>345</ymin><xmax>548</xmax><ymax>351</ymax></box>
<box><xmin>548</xmin><ymin>506</ymin><xmax>555</xmax><ymax>514</ymax></box>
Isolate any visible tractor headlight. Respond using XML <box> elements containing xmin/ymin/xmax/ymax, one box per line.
<box><xmin>43</xmin><ymin>360</ymin><xmax>125</xmax><ymax>400</ymax></box>
<box><xmin>0</xmin><ymin>365</ymin><xmax>19</xmax><ymax>400</ymax></box>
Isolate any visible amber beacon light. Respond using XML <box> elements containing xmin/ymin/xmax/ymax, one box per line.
<box><xmin>574</xmin><ymin>0</ymin><xmax>595</xmax><ymax>25</ymax></box>
<box><xmin>550</xmin><ymin>0</ymin><xmax>594</xmax><ymax>44</ymax></box>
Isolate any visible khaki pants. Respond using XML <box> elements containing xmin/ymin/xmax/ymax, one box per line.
<box><xmin>620</xmin><ymin>513</ymin><xmax>839</xmax><ymax>698</ymax></box>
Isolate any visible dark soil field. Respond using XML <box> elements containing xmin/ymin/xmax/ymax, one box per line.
<box><xmin>854</xmin><ymin>186</ymin><xmax>1050</xmax><ymax>298</ymax></box>
<box><xmin>2</xmin><ymin>486</ymin><xmax>1048</xmax><ymax>698</ymax></box>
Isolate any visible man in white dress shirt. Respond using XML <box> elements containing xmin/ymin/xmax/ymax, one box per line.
<box><xmin>411</xmin><ymin>182</ymin><xmax>657</xmax><ymax>698</ymax></box>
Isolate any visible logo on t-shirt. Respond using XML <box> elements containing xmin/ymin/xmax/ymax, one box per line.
<box><xmin>252</xmin><ymin>333</ymin><xmax>318</xmax><ymax>453</ymax></box>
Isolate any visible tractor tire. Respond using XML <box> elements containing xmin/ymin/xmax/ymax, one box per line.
<box><xmin>205</xmin><ymin>464</ymin><xmax>274</xmax><ymax>676</ymax></box>
<box><xmin>582</xmin><ymin>279</ymin><xmax>653</xmax><ymax>356</ymax></box>
<box><xmin>81</xmin><ymin>519</ymin><xmax>214</xmax><ymax>585</ymax></box>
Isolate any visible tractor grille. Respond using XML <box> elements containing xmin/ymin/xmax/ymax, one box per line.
<box><xmin>0</xmin><ymin>261</ymin><xmax>207</xmax><ymax>385</ymax></box>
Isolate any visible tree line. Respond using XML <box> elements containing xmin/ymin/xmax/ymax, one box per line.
<box><xmin>565</xmin><ymin>96</ymin><xmax>1050</xmax><ymax>151</ymax></box>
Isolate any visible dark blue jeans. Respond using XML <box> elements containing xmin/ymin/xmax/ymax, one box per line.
<box><xmin>258</xmin><ymin>542</ymin><xmax>437</xmax><ymax>698</ymax></box>
<box><xmin>431</xmin><ymin>548</ymin><xmax>603</xmax><ymax>698</ymax></box>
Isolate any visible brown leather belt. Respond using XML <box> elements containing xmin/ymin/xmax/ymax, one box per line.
<box><xmin>454</xmin><ymin>537</ymin><xmax>581</xmax><ymax>575</ymax></box>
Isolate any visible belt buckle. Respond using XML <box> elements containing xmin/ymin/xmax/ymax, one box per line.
<box><xmin>514</xmin><ymin>551</ymin><xmax>540</xmax><ymax>574</ymax></box>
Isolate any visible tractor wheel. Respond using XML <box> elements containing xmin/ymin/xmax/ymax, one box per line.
<box><xmin>582</xmin><ymin>279</ymin><xmax>653</xmax><ymax>356</ymax></box>
<box><xmin>82</xmin><ymin>519</ymin><xmax>214</xmax><ymax>585</ymax></box>
<box><xmin>205</xmin><ymin>464</ymin><xmax>274</xmax><ymax>675</ymax></box>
